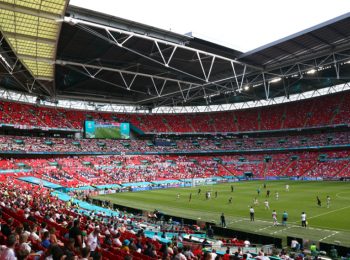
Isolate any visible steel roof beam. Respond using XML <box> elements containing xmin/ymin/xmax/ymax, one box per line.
<box><xmin>67</xmin><ymin>21</ymin><xmax>256</xmax><ymax>100</ymax></box>
<box><xmin>64</xmin><ymin>65</ymin><xmax>149</xmax><ymax>96</ymax></box>
<box><xmin>56</xmin><ymin>59</ymin><xmax>201</xmax><ymax>87</ymax></box>
<box><xmin>264</xmin><ymin>42</ymin><xmax>350</xmax><ymax>72</ymax></box>
<box><xmin>64</xmin><ymin>16</ymin><xmax>260</xmax><ymax>70</ymax></box>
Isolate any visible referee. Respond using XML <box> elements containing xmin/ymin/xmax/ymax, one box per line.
<box><xmin>250</xmin><ymin>206</ymin><xmax>255</xmax><ymax>221</ymax></box>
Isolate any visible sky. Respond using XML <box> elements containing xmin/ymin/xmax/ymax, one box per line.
<box><xmin>70</xmin><ymin>0</ymin><xmax>349</xmax><ymax>52</ymax></box>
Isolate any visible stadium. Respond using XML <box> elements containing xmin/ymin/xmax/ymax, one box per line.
<box><xmin>0</xmin><ymin>0</ymin><xmax>349</xmax><ymax>259</ymax></box>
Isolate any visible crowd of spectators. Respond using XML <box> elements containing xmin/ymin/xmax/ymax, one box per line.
<box><xmin>0</xmin><ymin>178</ymin><xmax>345</xmax><ymax>259</ymax></box>
<box><xmin>0</xmin><ymin>178</ymin><xmax>207</xmax><ymax>259</ymax></box>
<box><xmin>1</xmin><ymin>91</ymin><xmax>350</xmax><ymax>259</ymax></box>
<box><xmin>1</xmin><ymin>91</ymin><xmax>350</xmax><ymax>133</ymax></box>
<box><xmin>0</xmin><ymin>131</ymin><xmax>349</xmax><ymax>154</ymax></box>
<box><xmin>0</xmin><ymin>151</ymin><xmax>349</xmax><ymax>188</ymax></box>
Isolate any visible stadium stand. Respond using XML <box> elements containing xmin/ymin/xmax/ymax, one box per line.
<box><xmin>1</xmin><ymin>151</ymin><xmax>349</xmax><ymax>189</ymax></box>
<box><xmin>0</xmin><ymin>131</ymin><xmax>349</xmax><ymax>153</ymax></box>
<box><xmin>1</xmin><ymin>3</ymin><xmax>350</xmax><ymax>258</ymax></box>
<box><xmin>1</xmin><ymin>91</ymin><xmax>350</xmax><ymax>133</ymax></box>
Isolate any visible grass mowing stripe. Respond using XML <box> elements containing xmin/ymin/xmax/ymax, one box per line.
<box><xmin>96</xmin><ymin>180</ymin><xmax>350</xmax><ymax>246</ymax></box>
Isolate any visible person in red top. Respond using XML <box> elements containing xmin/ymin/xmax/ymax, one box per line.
<box><xmin>192</xmin><ymin>245</ymin><xmax>202</xmax><ymax>258</ymax></box>
<box><xmin>223</xmin><ymin>248</ymin><xmax>231</xmax><ymax>260</ymax></box>
<box><xmin>16</xmin><ymin>207</ymin><xmax>24</xmax><ymax>218</ymax></box>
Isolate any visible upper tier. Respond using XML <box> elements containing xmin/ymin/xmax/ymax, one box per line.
<box><xmin>0</xmin><ymin>91</ymin><xmax>349</xmax><ymax>133</ymax></box>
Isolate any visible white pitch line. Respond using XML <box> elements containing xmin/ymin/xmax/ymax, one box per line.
<box><xmin>257</xmin><ymin>225</ymin><xmax>275</xmax><ymax>231</ymax></box>
<box><xmin>233</xmin><ymin>217</ymin><xmax>338</xmax><ymax>235</ymax></box>
<box><xmin>336</xmin><ymin>192</ymin><xmax>350</xmax><ymax>201</ymax></box>
<box><xmin>229</xmin><ymin>219</ymin><xmax>244</xmax><ymax>224</ymax></box>
<box><xmin>319</xmin><ymin>231</ymin><xmax>339</xmax><ymax>242</ymax></box>
<box><xmin>290</xmin><ymin>204</ymin><xmax>350</xmax><ymax>225</ymax></box>
<box><xmin>255</xmin><ymin>219</ymin><xmax>273</xmax><ymax>224</ymax></box>
<box><xmin>271</xmin><ymin>226</ymin><xmax>294</xmax><ymax>234</ymax></box>
<box><xmin>307</xmin><ymin>205</ymin><xmax>350</xmax><ymax>220</ymax></box>
<box><xmin>230</xmin><ymin>217</ymin><xmax>272</xmax><ymax>224</ymax></box>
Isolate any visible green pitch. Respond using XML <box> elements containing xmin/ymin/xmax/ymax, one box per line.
<box><xmin>96</xmin><ymin>181</ymin><xmax>350</xmax><ymax>246</ymax></box>
<box><xmin>95</xmin><ymin>127</ymin><xmax>121</xmax><ymax>139</ymax></box>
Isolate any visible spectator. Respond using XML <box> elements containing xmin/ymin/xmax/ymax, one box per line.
<box><xmin>87</xmin><ymin>227</ymin><xmax>100</xmax><ymax>254</ymax></box>
<box><xmin>291</xmin><ymin>238</ymin><xmax>300</xmax><ymax>251</ymax></box>
<box><xmin>120</xmin><ymin>239</ymin><xmax>130</xmax><ymax>253</ymax></box>
<box><xmin>41</xmin><ymin>231</ymin><xmax>51</xmax><ymax>249</ymax></box>
<box><xmin>80</xmin><ymin>246</ymin><xmax>90</xmax><ymax>260</ymax></box>
<box><xmin>0</xmin><ymin>234</ymin><xmax>17</xmax><ymax>260</ymax></box>
<box><xmin>69</xmin><ymin>219</ymin><xmax>82</xmax><ymax>248</ymax></box>
<box><xmin>1</xmin><ymin>218</ymin><xmax>13</xmax><ymax>237</ymax></box>
<box><xmin>207</xmin><ymin>225</ymin><xmax>214</xmax><ymax>238</ymax></box>
<box><xmin>329</xmin><ymin>245</ymin><xmax>338</xmax><ymax>259</ymax></box>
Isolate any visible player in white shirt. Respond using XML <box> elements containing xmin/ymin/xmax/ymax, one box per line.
<box><xmin>327</xmin><ymin>195</ymin><xmax>331</xmax><ymax>208</ymax></box>
<box><xmin>285</xmin><ymin>184</ymin><xmax>289</xmax><ymax>192</ymax></box>
<box><xmin>249</xmin><ymin>206</ymin><xmax>255</xmax><ymax>221</ymax></box>
<box><xmin>264</xmin><ymin>200</ymin><xmax>270</xmax><ymax>210</ymax></box>
<box><xmin>272</xmin><ymin>210</ymin><xmax>278</xmax><ymax>226</ymax></box>
<box><xmin>301</xmin><ymin>212</ymin><xmax>307</xmax><ymax>227</ymax></box>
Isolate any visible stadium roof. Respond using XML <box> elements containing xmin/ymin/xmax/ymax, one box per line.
<box><xmin>0</xmin><ymin>0</ymin><xmax>69</xmax><ymax>94</ymax></box>
<box><xmin>0</xmin><ymin>3</ymin><xmax>350</xmax><ymax>110</ymax></box>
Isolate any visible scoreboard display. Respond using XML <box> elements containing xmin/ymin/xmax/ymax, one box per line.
<box><xmin>84</xmin><ymin>121</ymin><xmax>130</xmax><ymax>139</ymax></box>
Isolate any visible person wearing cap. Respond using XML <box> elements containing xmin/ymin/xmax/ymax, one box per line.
<box><xmin>121</xmin><ymin>239</ymin><xmax>130</xmax><ymax>253</ymax></box>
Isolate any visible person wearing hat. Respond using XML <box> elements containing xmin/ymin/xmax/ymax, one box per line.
<box><xmin>121</xmin><ymin>239</ymin><xmax>130</xmax><ymax>253</ymax></box>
